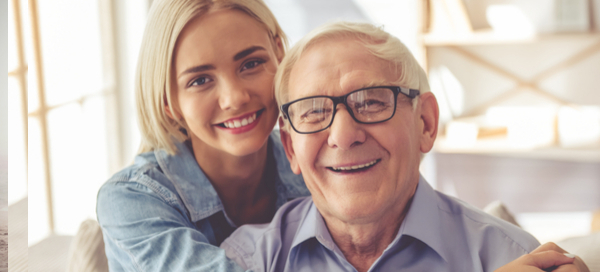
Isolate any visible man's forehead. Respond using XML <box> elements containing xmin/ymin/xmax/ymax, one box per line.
<box><xmin>288</xmin><ymin>38</ymin><xmax>397</xmax><ymax>99</ymax></box>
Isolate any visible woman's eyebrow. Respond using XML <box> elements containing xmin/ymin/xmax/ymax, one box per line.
<box><xmin>178</xmin><ymin>64</ymin><xmax>216</xmax><ymax>79</ymax></box>
<box><xmin>233</xmin><ymin>46</ymin><xmax>266</xmax><ymax>61</ymax></box>
<box><xmin>178</xmin><ymin>46</ymin><xmax>267</xmax><ymax>79</ymax></box>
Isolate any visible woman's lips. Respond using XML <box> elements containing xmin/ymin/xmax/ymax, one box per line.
<box><xmin>216</xmin><ymin>109</ymin><xmax>265</xmax><ymax>134</ymax></box>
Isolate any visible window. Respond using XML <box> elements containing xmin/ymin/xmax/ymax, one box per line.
<box><xmin>23</xmin><ymin>0</ymin><xmax>147</xmax><ymax>246</ymax></box>
<box><xmin>7</xmin><ymin>0</ymin><xmax>28</xmax><ymax>207</ymax></box>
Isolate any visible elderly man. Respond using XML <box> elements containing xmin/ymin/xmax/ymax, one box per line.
<box><xmin>220</xmin><ymin>22</ymin><xmax>581</xmax><ymax>272</ymax></box>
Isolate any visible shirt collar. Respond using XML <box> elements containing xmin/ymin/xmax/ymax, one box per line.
<box><xmin>290</xmin><ymin>199</ymin><xmax>341</xmax><ymax>253</ymax></box>
<box><xmin>291</xmin><ymin>175</ymin><xmax>448</xmax><ymax>262</ymax></box>
<box><xmin>400</xmin><ymin>175</ymin><xmax>448</xmax><ymax>262</ymax></box>
<box><xmin>154</xmin><ymin>131</ymin><xmax>309</xmax><ymax>223</ymax></box>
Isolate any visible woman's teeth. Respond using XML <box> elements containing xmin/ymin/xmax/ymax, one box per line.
<box><xmin>223</xmin><ymin>113</ymin><xmax>257</xmax><ymax>128</ymax></box>
<box><xmin>332</xmin><ymin>159</ymin><xmax>378</xmax><ymax>171</ymax></box>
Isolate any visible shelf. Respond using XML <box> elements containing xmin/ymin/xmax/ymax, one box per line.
<box><xmin>422</xmin><ymin>29</ymin><xmax>600</xmax><ymax>46</ymax></box>
<box><xmin>433</xmin><ymin>136</ymin><xmax>600</xmax><ymax>163</ymax></box>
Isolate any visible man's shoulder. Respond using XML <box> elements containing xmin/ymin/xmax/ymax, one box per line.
<box><xmin>221</xmin><ymin>197</ymin><xmax>313</xmax><ymax>270</ymax></box>
<box><xmin>224</xmin><ymin>196</ymin><xmax>312</xmax><ymax>247</ymax></box>
<box><xmin>434</xmin><ymin>190</ymin><xmax>539</xmax><ymax>253</ymax></box>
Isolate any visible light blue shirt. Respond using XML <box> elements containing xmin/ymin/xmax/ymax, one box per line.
<box><xmin>221</xmin><ymin>175</ymin><xmax>540</xmax><ymax>272</ymax></box>
<box><xmin>96</xmin><ymin>131</ymin><xmax>310</xmax><ymax>272</ymax></box>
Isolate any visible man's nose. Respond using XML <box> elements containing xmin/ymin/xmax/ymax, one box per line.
<box><xmin>327</xmin><ymin>105</ymin><xmax>366</xmax><ymax>149</ymax></box>
<box><xmin>218</xmin><ymin>78</ymin><xmax>251</xmax><ymax>111</ymax></box>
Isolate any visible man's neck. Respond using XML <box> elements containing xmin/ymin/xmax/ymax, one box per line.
<box><xmin>323</xmin><ymin>192</ymin><xmax>415</xmax><ymax>272</ymax></box>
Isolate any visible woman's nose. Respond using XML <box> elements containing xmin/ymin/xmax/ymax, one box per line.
<box><xmin>218</xmin><ymin>78</ymin><xmax>251</xmax><ymax>111</ymax></box>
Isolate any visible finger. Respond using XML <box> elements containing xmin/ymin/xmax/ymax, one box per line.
<box><xmin>552</xmin><ymin>264</ymin><xmax>577</xmax><ymax>272</ymax></box>
<box><xmin>523</xmin><ymin>251</ymin><xmax>575</xmax><ymax>269</ymax></box>
<box><xmin>531</xmin><ymin>242</ymin><xmax>568</xmax><ymax>254</ymax></box>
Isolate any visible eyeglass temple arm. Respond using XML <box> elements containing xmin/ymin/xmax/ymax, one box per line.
<box><xmin>280</xmin><ymin>105</ymin><xmax>289</xmax><ymax>119</ymax></box>
<box><xmin>399</xmin><ymin>87</ymin><xmax>420</xmax><ymax>98</ymax></box>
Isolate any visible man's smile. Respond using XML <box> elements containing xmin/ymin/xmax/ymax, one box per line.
<box><xmin>326</xmin><ymin>159</ymin><xmax>381</xmax><ymax>173</ymax></box>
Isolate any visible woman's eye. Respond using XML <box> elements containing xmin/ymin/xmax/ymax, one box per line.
<box><xmin>241</xmin><ymin>60</ymin><xmax>265</xmax><ymax>71</ymax></box>
<box><xmin>189</xmin><ymin>77</ymin><xmax>210</xmax><ymax>87</ymax></box>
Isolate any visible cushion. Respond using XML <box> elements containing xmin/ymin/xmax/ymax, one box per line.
<box><xmin>66</xmin><ymin>219</ymin><xmax>109</xmax><ymax>272</ymax></box>
<box><xmin>557</xmin><ymin>232</ymin><xmax>600</xmax><ymax>272</ymax></box>
<box><xmin>483</xmin><ymin>200</ymin><xmax>520</xmax><ymax>227</ymax></box>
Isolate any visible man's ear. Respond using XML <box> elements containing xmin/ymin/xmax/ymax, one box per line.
<box><xmin>279</xmin><ymin>116</ymin><xmax>302</xmax><ymax>175</ymax></box>
<box><xmin>418</xmin><ymin>92</ymin><xmax>439</xmax><ymax>153</ymax></box>
<box><xmin>274</xmin><ymin>35</ymin><xmax>284</xmax><ymax>63</ymax></box>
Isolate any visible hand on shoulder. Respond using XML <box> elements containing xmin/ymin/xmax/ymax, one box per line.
<box><xmin>495</xmin><ymin>242</ymin><xmax>589</xmax><ymax>272</ymax></box>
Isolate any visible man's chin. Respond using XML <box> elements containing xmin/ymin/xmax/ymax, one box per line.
<box><xmin>323</xmin><ymin>200</ymin><xmax>384</xmax><ymax>224</ymax></box>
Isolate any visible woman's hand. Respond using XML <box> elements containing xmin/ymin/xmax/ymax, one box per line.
<box><xmin>495</xmin><ymin>242</ymin><xmax>590</xmax><ymax>272</ymax></box>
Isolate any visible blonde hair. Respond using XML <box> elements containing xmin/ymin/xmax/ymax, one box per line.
<box><xmin>274</xmin><ymin>21</ymin><xmax>429</xmax><ymax>112</ymax></box>
<box><xmin>135</xmin><ymin>0</ymin><xmax>288</xmax><ymax>154</ymax></box>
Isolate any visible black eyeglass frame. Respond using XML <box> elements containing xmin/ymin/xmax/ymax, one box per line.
<box><xmin>280</xmin><ymin>86</ymin><xmax>420</xmax><ymax>134</ymax></box>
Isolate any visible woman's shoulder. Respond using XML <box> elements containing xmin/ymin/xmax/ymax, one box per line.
<box><xmin>106</xmin><ymin>151</ymin><xmax>158</xmax><ymax>181</ymax></box>
<box><xmin>103</xmin><ymin>151</ymin><xmax>166</xmax><ymax>187</ymax></box>
<box><xmin>98</xmin><ymin>150</ymin><xmax>181</xmax><ymax>207</ymax></box>
<box><xmin>98</xmin><ymin>144</ymin><xmax>225</xmax><ymax>223</ymax></box>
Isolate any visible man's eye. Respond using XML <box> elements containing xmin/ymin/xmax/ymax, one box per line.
<box><xmin>366</xmin><ymin>100</ymin><xmax>386</xmax><ymax>106</ymax></box>
<box><xmin>355</xmin><ymin>100</ymin><xmax>389</xmax><ymax>113</ymax></box>
<box><xmin>300</xmin><ymin>108</ymin><xmax>330</xmax><ymax>123</ymax></box>
<box><xmin>356</xmin><ymin>100</ymin><xmax>383</xmax><ymax>107</ymax></box>
<box><xmin>241</xmin><ymin>60</ymin><xmax>265</xmax><ymax>71</ymax></box>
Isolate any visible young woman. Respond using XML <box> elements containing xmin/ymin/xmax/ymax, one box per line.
<box><xmin>96</xmin><ymin>0</ymin><xmax>309</xmax><ymax>271</ymax></box>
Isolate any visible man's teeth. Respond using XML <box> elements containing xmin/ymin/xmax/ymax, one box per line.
<box><xmin>332</xmin><ymin>159</ymin><xmax>378</xmax><ymax>171</ymax></box>
<box><xmin>223</xmin><ymin>113</ymin><xmax>257</xmax><ymax>128</ymax></box>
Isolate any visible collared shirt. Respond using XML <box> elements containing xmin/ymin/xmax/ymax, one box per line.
<box><xmin>96</xmin><ymin>131</ymin><xmax>310</xmax><ymax>272</ymax></box>
<box><xmin>221</xmin><ymin>175</ymin><xmax>540</xmax><ymax>272</ymax></box>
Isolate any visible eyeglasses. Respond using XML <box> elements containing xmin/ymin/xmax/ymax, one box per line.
<box><xmin>280</xmin><ymin>86</ymin><xmax>420</xmax><ymax>134</ymax></box>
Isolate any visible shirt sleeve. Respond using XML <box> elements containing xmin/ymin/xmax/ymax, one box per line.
<box><xmin>97</xmin><ymin>180</ymin><xmax>248</xmax><ymax>272</ymax></box>
<box><xmin>220</xmin><ymin>239</ymin><xmax>251</xmax><ymax>271</ymax></box>
<box><xmin>481</xmin><ymin>225</ymin><xmax>541</xmax><ymax>272</ymax></box>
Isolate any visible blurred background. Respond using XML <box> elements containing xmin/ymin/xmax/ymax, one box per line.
<box><xmin>7</xmin><ymin>0</ymin><xmax>600</xmax><ymax>271</ymax></box>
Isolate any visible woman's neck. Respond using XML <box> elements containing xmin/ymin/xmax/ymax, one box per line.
<box><xmin>189</xmin><ymin>137</ymin><xmax>277</xmax><ymax>225</ymax></box>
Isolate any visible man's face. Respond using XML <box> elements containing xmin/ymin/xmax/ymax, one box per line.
<box><xmin>281</xmin><ymin>37</ymin><xmax>438</xmax><ymax>224</ymax></box>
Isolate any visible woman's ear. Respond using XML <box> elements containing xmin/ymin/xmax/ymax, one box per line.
<box><xmin>164</xmin><ymin>94</ymin><xmax>181</xmax><ymax>121</ymax></box>
<box><xmin>165</xmin><ymin>104</ymin><xmax>178</xmax><ymax>120</ymax></box>
<box><xmin>418</xmin><ymin>92</ymin><xmax>439</xmax><ymax>154</ymax></box>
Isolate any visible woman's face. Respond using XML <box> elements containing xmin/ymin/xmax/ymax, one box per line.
<box><xmin>171</xmin><ymin>9</ymin><xmax>282</xmax><ymax>157</ymax></box>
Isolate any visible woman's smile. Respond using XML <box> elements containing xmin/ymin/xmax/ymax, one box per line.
<box><xmin>216</xmin><ymin>109</ymin><xmax>265</xmax><ymax>134</ymax></box>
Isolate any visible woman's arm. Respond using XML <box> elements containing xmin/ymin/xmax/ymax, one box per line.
<box><xmin>495</xmin><ymin>242</ymin><xmax>590</xmax><ymax>272</ymax></box>
<box><xmin>97</xmin><ymin>180</ymin><xmax>247</xmax><ymax>272</ymax></box>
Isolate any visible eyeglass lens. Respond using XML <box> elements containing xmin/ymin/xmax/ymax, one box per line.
<box><xmin>287</xmin><ymin>87</ymin><xmax>396</xmax><ymax>133</ymax></box>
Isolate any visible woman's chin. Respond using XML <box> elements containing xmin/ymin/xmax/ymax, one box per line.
<box><xmin>222</xmin><ymin>134</ymin><xmax>271</xmax><ymax>157</ymax></box>
<box><xmin>225</xmin><ymin>147</ymin><xmax>265</xmax><ymax>158</ymax></box>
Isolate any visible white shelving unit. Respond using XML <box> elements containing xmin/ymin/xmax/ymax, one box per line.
<box><xmin>420</xmin><ymin>0</ymin><xmax>600</xmax><ymax>161</ymax></box>
<box><xmin>418</xmin><ymin>2</ymin><xmax>600</xmax><ymax>240</ymax></box>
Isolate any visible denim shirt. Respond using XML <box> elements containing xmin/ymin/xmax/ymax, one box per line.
<box><xmin>96</xmin><ymin>130</ymin><xmax>309</xmax><ymax>272</ymax></box>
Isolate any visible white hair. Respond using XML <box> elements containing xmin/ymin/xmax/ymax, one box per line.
<box><xmin>274</xmin><ymin>21</ymin><xmax>430</xmax><ymax>112</ymax></box>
